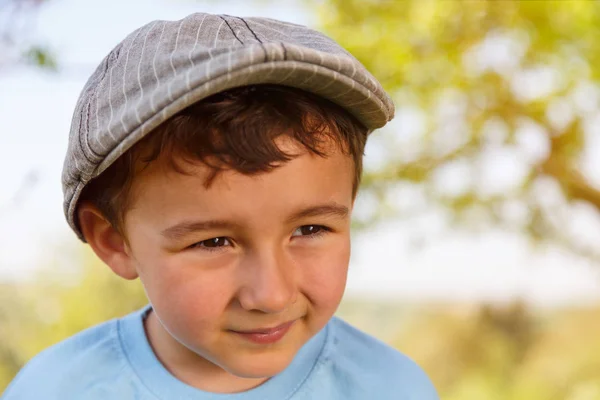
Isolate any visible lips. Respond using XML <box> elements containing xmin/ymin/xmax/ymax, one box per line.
<box><xmin>230</xmin><ymin>320</ymin><xmax>296</xmax><ymax>345</ymax></box>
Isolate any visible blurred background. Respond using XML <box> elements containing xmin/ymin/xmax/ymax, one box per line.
<box><xmin>2</xmin><ymin>0</ymin><xmax>600</xmax><ymax>398</ymax></box>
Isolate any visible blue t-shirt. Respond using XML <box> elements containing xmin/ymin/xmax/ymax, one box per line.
<box><xmin>3</xmin><ymin>306</ymin><xmax>438</xmax><ymax>399</ymax></box>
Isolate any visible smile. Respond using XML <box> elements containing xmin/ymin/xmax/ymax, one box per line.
<box><xmin>230</xmin><ymin>320</ymin><xmax>296</xmax><ymax>345</ymax></box>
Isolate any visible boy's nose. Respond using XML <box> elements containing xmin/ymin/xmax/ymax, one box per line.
<box><xmin>236</xmin><ymin>248</ymin><xmax>298</xmax><ymax>314</ymax></box>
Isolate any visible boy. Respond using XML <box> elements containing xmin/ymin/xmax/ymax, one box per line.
<box><xmin>3</xmin><ymin>12</ymin><xmax>438</xmax><ymax>399</ymax></box>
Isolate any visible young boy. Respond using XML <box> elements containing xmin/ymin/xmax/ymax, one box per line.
<box><xmin>3</xmin><ymin>12</ymin><xmax>438</xmax><ymax>399</ymax></box>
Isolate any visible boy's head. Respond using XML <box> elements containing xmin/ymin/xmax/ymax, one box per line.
<box><xmin>62</xmin><ymin>13</ymin><xmax>393</xmax><ymax>386</ymax></box>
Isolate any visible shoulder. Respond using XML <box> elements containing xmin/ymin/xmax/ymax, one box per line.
<box><xmin>324</xmin><ymin>317</ymin><xmax>439</xmax><ymax>399</ymax></box>
<box><xmin>2</xmin><ymin>316</ymin><xmax>134</xmax><ymax>400</ymax></box>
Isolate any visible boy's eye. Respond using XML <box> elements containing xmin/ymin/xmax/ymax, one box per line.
<box><xmin>193</xmin><ymin>237</ymin><xmax>231</xmax><ymax>249</ymax></box>
<box><xmin>292</xmin><ymin>225</ymin><xmax>328</xmax><ymax>237</ymax></box>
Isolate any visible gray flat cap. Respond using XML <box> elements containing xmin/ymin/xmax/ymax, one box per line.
<box><xmin>63</xmin><ymin>12</ymin><xmax>395</xmax><ymax>240</ymax></box>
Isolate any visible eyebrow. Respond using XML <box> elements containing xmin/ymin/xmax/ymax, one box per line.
<box><xmin>161</xmin><ymin>220</ymin><xmax>242</xmax><ymax>240</ymax></box>
<box><xmin>161</xmin><ymin>202</ymin><xmax>349</xmax><ymax>240</ymax></box>
<box><xmin>285</xmin><ymin>203</ymin><xmax>349</xmax><ymax>224</ymax></box>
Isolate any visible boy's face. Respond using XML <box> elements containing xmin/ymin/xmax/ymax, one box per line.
<box><xmin>121</xmin><ymin>136</ymin><xmax>354</xmax><ymax>381</ymax></box>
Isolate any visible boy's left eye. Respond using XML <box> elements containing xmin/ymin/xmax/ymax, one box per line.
<box><xmin>189</xmin><ymin>237</ymin><xmax>231</xmax><ymax>250</ymax></box>
<box><xmin>292</xmin><ymin>225</ymin><xmax>329</xmax><ymax>237</ymax></box>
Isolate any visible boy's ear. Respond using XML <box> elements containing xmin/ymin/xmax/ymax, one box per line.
<box><xmin>77</xmin><ymin>202</ymin><xmax>138</xmax><ymax>280</ymax></box>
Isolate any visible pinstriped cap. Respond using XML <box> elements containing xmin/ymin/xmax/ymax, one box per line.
<box><xmin>63</xmin><ymin>12</ymin><xmax>395</xmax><ymax>240</ymax></box>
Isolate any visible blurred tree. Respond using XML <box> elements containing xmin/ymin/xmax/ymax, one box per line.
<box><xmin>394</xmin><ymin>302</ymin><xmax>600</xmax><ymax>399</ymax></box>
<box><xmin>0</xmin><ymin>0</ymin><xmax>56</xmax><ymax>69</ymax></box>
<box><xmin>315</xmin><ymin>0</ymin><xmax>600</xmax><ymax>260</ymax></box>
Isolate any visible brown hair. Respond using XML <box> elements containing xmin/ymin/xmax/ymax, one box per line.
<box><xmin>80</xmin><ymin>84</ymin><xmax>369</xmax><ymax>235</ymax></box>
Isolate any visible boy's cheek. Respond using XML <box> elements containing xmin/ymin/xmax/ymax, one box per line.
<box><xmin>300</xmin><ymin>243</ymin><xmax>350</xmax><ymax>312</ymax></box>
<box><xmin>137</xmin><ymin>259</ymin><xmax>235</xmax><ymax>325</ymax></box>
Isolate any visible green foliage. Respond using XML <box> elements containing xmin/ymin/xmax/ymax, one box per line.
<box><xmin>23</xmin><ymin>45</ymin><xmax>57</xmax><ymax>70</ymax></box>
<box><xmin>0</xmin><ymin>0</ymin><xmax>56</xmax><ymax>70</ymax></box>
<box><xmin>316</xmin><ymin>0</ymin><xmax>600</xmax><ymax>259</ymax></box>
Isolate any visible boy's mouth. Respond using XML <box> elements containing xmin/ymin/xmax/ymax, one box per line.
<box><xmin>229</xmin><ymin>320</ymin><xmax>296</xmax><ymax>345</ymax></box>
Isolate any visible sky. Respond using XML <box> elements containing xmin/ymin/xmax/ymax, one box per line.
<box><xmin>0</xmin><ymin>0</ymin><xmax>599</xmax><ymax>307</ymax></box>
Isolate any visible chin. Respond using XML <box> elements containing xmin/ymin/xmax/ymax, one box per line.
<box><xmin>224</xmin><ymin>352</ymin><xmax>295</xmax><ymax>379</ymax></box>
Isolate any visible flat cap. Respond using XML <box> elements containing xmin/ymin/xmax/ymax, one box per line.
<box><xmin>62</xmin><ymin>12</ymin><xmax>395</xmax><ymax>240</ymax></box>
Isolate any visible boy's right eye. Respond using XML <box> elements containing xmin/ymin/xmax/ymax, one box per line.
<box><xmin>190</xmin><ymin>237</ymin><xmax>231</xmax><ymax>249</ymax></box>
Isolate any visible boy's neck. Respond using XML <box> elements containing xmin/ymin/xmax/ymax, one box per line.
<box><xmin>144</xmin><ymin>309</ymin><xmax>269</xmax><ymax>393</ymax></box>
